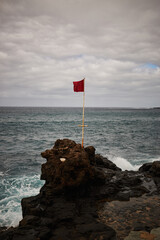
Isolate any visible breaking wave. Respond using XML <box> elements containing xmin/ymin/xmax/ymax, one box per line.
<box><xmin>0</xmin><ymin>175</ymin><xmax>44</xmax><ymax>227</ymax></box>
<box><xmin>110</xmin><ymin>156</ymin><xmax>141</xmax><ymax>171</ymax></box>
<box><xmin>108</xmin><ymin>155</ymin><xmax>160</xmax><ymax>171</ymax></box>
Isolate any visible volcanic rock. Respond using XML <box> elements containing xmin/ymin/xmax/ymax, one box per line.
<box><xmin>0</xmin><ymin>139</ymin><xmax>160</xmax><ymax>240</ymax></box>
<box><xmin>139</xmin><ymin>161</ymin><xmax>160</xmax><ymax>193</ymax></box>
<box><xmin>0</xmin><ymin>139</ymin><xmax>117</xmax><ymax>240</ymax></box>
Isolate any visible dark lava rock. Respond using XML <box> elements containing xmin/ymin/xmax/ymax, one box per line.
<box><xmin>139</xmin><ymin>162</ymin><xmax>153</xmax><ymax>172</ymax></box>
<box><xmin>150</xmin><ymin>161</ymin><xmax>160</xmax><ymax>176</ymax></box>
<box><xmin>95</xmin><ymin>154</ymin><xmax>121</xmax><ymax>171</ymax></box>
<box><xmin>0</xmin><ymin>139</ymin><xmax>117</xmax><ymax>240</ymax></box>
<box><xmin>1</xmin><ymin>139</ymin><xmax>160</xmax><ymax>240</ymax></box>
<box><xmin>139</xmin><ymin>161</ymin><xmax>160</xmax><ymax>177</ymax></box>
<box><xmin>41</xmin><ymin>139</ymin><xmax>105</xmax><ymax>193</ymax></box>
<box><xmin>139</xmin><ymin>161</ymin><xmax>160</xmax><ymax>192</ymax></box>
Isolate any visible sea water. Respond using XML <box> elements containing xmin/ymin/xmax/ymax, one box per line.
<box><xmin>0</xmin><ymin>107</ymin><xmax>160</xmax><ymax>227</ymax></box>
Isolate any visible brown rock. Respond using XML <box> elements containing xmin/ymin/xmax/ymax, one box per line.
<box><xmin>40</xmin><ymin>139</ymin><xmax>105</xmax><ymax>194</ymax></box>
<box><xmin>150</xmin><ymin>161</ymin><xmax>160</xmax><ymax>176</ymax></box>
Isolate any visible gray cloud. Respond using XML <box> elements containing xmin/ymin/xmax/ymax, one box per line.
<box><xmin>0</xmin><ymin>0</ymin><xmax>160</xmax><ymax>107</ymax></box>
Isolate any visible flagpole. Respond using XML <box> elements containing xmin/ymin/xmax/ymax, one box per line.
<box><xmin>81</xmin><ymin>78</ymin><xmax>85</xmax><ymax>148</ymax></box>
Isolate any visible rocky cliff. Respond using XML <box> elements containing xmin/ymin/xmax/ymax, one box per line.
<box><xmin>0</xmin><ymin>139</ymin><xmax>160</xmax><ymax>240</ymax></box>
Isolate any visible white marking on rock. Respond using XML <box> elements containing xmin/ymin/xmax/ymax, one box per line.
<box><xmin>60</xmin><ymin>158</ymin><xmax>66</xmax><ymax>162</ymax></box>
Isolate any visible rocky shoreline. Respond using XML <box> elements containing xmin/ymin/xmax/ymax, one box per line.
<box><xmin>0</xmin><ymin>139</ymin><xmax>160</xmax><ymax>240</ymax></box>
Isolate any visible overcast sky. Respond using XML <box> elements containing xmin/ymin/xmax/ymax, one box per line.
<box><xmin>0</xmin><ymin>0</ymin><xmax>160</xmax><ymax>108</ymax></box>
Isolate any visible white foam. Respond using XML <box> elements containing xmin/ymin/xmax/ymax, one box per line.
<box><xmin>0</xmin><ymin>199</ymin><xmax>22</xmax><ymax>228</ymax></box>
<box><xmin>109</xmin><ymin>156</ymin><xmax>141</xmax><ymax>171</ymax></box>
<box><xmin>0</xmin><ymin>175</ymin><xmax>44</xmax><ymax>227</ymax></box>
<box><xmin>107</xmin><ymin>153</ymin><xmax>160</xmax><ymax>171</ymax></box>
<box><xmin>0</xmin><ymin>172</ymin><xmax>4</xmax><ymax>177</ymax></box>
<box><xmin>149</xmin><ymin>156</ymin><xmax>160</xmax><ymax>162</ymax></box>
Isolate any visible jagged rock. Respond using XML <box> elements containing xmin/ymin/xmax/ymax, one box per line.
<box><xmin>139</xmin><ymin>161</ymin><xmax>160</xmax><ymax>193</ymax></box>
<box><xmin>0</xmin><ymin>227</ymin><xmax>7</xmax><ymax>233</ymax></box>
<box><xmin>40</xmin><ymin>139</ymin><xmax>105</xmax><ymax>195</ymax></box>
<box><xmin>0</xmin><ymin>139</ymin><xmax>117</xmax><ymax>240</ymax></box>
<box><xmin>99</xmin><ymin>170</ymin><xmax>155</xmax><ymax>201</ymax></box>
<box><xmin>139</xmin><ymin>163</ymin><xmax>152</xmax><ymax>172</ymax></box>
<box><xmin>139</xmin><ymin>161</ymin><xmax>160</xmax><ymax>177</ymax></box>
<box><xmin>99</xmin><ymin>195</ymin><xmax>160</xmax><ymax>239</ymax></box>
<box><xmin>95</xmin><ymin>154</ymin><xmax>122</xmax><ymax>171</ymax></box>
<box><xmin>124</xmin><ymin>228</ymin><xmax>160</xmax><ymax>240</ymax></box>
<box><xmin>150</xmin><ymin>161</ymin><xmax>160</xmax><ymax>176</ymax></box>
<box><xmin>1</xmin><ymin>139</ymin><xmax>160</xmax><ymax>240</ymax></box>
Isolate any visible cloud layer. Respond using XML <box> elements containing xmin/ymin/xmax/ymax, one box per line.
<box><xmin>0</xmin><ymin>0</ymin><xmax>160</xmax><ymax>107</ymax></box>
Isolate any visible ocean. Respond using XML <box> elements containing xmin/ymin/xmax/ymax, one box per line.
<box><xmin>0</xmin><ymin>107</ymin><xmax>160</xmax><ymax>227</ymax></box>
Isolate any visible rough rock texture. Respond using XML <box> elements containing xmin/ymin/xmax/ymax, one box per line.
<box><xmin>0</xmin><ymin>139</ymin><xmax>160</xmax><ymax>240</ymax></box>
<box><xmin>40</xmin><ymin>139</ymin><xmax>105</xmax><ymax>194</ymax></box>
<box><xmin>124</xmin><ymin>227</ymin><xmax>160</xmax><ymax>240</ymax></box>
<box><xmin>139</xmin><ymin>160</ymin><xmax>160</xmax><ymax>193</ymax></box>
<box><xmin>99</xmin><ymin>195</ymin><xmax>160</xmax><ymax>240</ymax></box>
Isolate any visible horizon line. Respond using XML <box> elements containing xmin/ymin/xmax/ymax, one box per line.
<box><xmin>0</xmin><ymin>105</ymin><xmax>159</xmax><ymax>110</ymax></box>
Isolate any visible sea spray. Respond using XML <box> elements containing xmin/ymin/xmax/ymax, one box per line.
<box><xmin>0</xmin><ymin>175</ymin><xmax>44</xmax><ymax>227</ymax></box>
<box><xmin>109</xmin><ymin>156</ymin><xmax>141</xmax><ymax>171</ymax></box>
<box><xmin>107</xmin><ymin>155</ymin><xmax>160</xmax><ymax>171</ymax></box>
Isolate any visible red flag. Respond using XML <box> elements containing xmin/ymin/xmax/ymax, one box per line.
<box><xmin>73</xmin><ymin>79</ymin><xmax>84</xmax><ymax>92</ymax></box>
